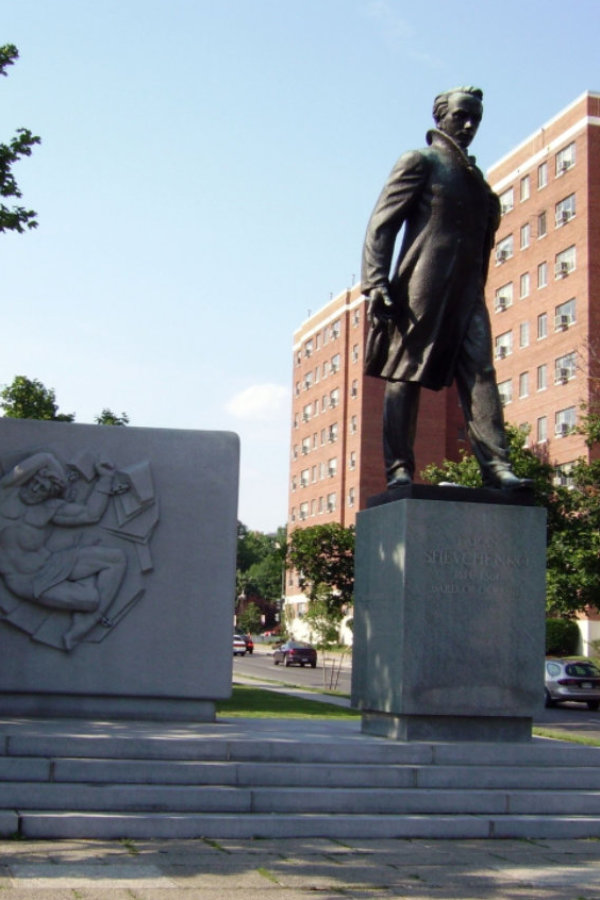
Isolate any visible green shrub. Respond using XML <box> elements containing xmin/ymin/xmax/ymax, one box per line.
<box><xmin>546</xmin><ymin>618</ymin><xmax>580</xmax><ymax>656</ymax></box>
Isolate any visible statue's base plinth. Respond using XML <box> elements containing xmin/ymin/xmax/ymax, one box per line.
<box><xmin>351</xmin><ymin>486</ymin><xmax>547</xmax><ymax>742</ymax></box>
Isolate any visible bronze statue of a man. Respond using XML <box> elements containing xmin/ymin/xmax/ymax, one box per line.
<box><xmin>361</xmin><ymin>86</ymin><xmax>528</xmax><ymax>490</ymax></box>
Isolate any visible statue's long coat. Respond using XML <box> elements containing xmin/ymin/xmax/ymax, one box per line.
<box><xmin>361</xmin><ymin>129</ymin><xmax>501</xmax><ymax>391</ymax></box>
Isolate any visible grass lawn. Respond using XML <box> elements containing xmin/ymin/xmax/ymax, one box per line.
<box><xmin>217</xmin><ymin>685</ymin><xmax>359</xmax><ymax>719</ymax></box>
<box><xmin>217</xmin><ymin>688</ymin><xmax>600</xmax><ymax>746</ymax></box>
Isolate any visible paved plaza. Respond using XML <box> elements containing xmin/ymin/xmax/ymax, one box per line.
<box><xmin>0</xmin><ymin>836</ymin><xmax>600</xmax><ymax>899</ymax></box>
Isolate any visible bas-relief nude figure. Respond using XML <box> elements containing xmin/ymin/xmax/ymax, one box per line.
<box><xmin>361</xmin><ymin>86</ymin><xmax>531</xmax><ymax>491</ymax></box>
<box><xmin>0</xmin><ymin>449</ymin><xmax>158</xmax><ymax>651</ymax></box>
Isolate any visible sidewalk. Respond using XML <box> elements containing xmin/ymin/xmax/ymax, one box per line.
<box><xmin>1</xmin><ymin>835</ymin><xmax>600</xmax><ymax>898</ymax></box>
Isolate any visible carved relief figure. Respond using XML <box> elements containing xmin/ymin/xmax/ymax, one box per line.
<box><xmin>0</xmin><ymin>449</ymin><xmax>157</xmax><ymax>651</ymax></box>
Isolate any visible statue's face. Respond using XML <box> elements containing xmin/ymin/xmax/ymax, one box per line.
<box><xmin>19</xmin><ymin>470</ymin><xmax>63</xmax><ymax>505</ymax></box>
<box><xmin>437</xmin><ymin>93</ymin><xmax>482</xmax><ymax>150</ymax></box>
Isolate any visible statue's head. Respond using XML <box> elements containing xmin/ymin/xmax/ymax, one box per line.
<box><xmin>19</xmin><ymin>465</ymin><xmax>66</xmax><ymax>505</ymax></box>
<box><xmin>432</xmin><ymin>86</ymin><xmax>483</xmax><ymax>151</ymax></box>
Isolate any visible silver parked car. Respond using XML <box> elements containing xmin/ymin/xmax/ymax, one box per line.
<box><xmin>545</xmin><ymin>659</ymin><xmax>600</xmax><ymax>710</ymax></box>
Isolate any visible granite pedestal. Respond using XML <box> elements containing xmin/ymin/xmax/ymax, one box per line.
<box><xmin>351</xmin><ymin>485</ymin><xmax>547</xmax><ymax>741</ymax></box>
<box><xmin>0</xmin><ymin>418</ymin><xmax>239</xmax><ymax>721</ymax></box>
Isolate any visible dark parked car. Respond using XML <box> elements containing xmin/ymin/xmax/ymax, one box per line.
<box><xmin>273</xmin><ymin>640</ymin><xmax>317</xmax><ymax>668</ymax></box>
<box><xmin>545</xmin><ymin>659</ymin><xmax>600</xmax><ymax>710</ymax></box>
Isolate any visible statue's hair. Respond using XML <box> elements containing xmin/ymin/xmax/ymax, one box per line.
<box><xmin>432</xmin><ymin>86</ymin><xmax>483</xmax><ymax>124</ymax></box>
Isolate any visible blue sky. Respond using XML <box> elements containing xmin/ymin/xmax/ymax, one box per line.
<box><xmin>2</xmin><ymin>0</ymin><xmax>599</xmax><ymax>531</ymax></box>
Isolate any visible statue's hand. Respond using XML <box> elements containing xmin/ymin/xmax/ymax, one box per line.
<box><xmin>367</xmin><ymin>286</ymin><xmax>394</xmax><ymax>326</ymax></box>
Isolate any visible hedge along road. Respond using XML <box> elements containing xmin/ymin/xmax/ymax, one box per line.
<box><xmin>233</xmin><ymin>644</ymin><xmax>600</xmax><ymax>739</ymax></box>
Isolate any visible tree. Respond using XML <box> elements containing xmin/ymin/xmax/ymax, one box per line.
<box><xmin>287</xmin><ymin>523</ymin><xmax>355</xmax><ymax>618</ymax></box>
<box><xmin>0</xmin><ymin>45</ymin><xmax>40</xmax><ymax>234</ymax></box>
<box><xmin>0</xmin><ymin>376</ymin><xmax>74</xmax><ymax>421</ymax></box>
<box><xmin>236</xmin><ymin>524</ymin><xmax>286</xmax><ymax>629</ymax></box>
<box><xmin>95</xmin><ymin>408</ymin><xmax>129</xmax><ymax>426</ymax></box>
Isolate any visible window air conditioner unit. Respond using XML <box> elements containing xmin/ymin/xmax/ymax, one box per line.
<box><xmin>555</xmin><ymin>314</ymin><xmax>570</xmax><ymax>330</ymax></box>
<box><xmin>557</xmin><ymin>367</ymin><xmax>570</xmax><ymax>383</ymax></box>
<box><xmin>496</xmin><ymin>297</ymin><xmax>507</xmax><ymax>311</ymax></box>
<box><xmin>556</xmin><ymin>423</ymin><xmax>570</xmax><ymax>436</ymax></box>
<box><xmin>328</xmin><ymin>468</ymin><xmax>335</xmax><ymax>478</ymax></box>
<box><xmin>302</xmin><ymin>447</ymin><xmax>308</xmax><ymax>455</ymax></box>
<box><xmin>327</xmin><ymin>504</ymin><xmax>334</xmax><ymax>513</ymax></box>
<box><xmin>496</xmin><ymin>249</ymin><xmax>508</xmax><ymax>262</ymax></box>
<box><xmin>496</xmin><ymin>346</ymin><xmax>508</xmax><ymax>359</ymax></box>
<box><xmin>560</xmin><ymin>161</ymin><xmax>571</xmax><ymax>173</ymax></box>
<box><xmin>556</xmin><ymin>262</ymin><xmax>570</xmax><ymax>277</ymax></box>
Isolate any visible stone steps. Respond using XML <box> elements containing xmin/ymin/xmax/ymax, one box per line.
<box><xmin>1</xmin><ymin>719</ymin><xmax>600</xmax><ymax>839</ymax></box>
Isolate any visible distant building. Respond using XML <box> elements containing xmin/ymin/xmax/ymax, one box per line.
<box><xmin>285</xmin><ymin>284</ymin><xmax>464</xmax><ymax>631</ymax></box>
<box><xmin>486</xmin><ymin>90</ymin><xmax>600</xmax><ymax>483</ymax></box>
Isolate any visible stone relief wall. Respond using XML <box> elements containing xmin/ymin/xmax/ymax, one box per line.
<box><xmin>0</xmin><ymin>447</ymin><xmax>157</xmax><ymax>652</ymax></box>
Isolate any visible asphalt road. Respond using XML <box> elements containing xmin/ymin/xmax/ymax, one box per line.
<box><xmin>233</xmin><ymin>644</ymin><xmax>600</xmax><ymax>738</ymax></box>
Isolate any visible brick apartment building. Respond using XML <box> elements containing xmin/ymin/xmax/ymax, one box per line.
<box><xmin>285</xmin><ymin>285</ymin><xmax>464</xmax><ymax>622</ymax></box>
<box><xmin>486</xmin><ymin>90</ymin><xmax>600</xmax><ymax>480</ymax></box>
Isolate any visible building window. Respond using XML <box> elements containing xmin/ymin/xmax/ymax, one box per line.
<box><xmin>498</xmin><ymin>379</ymin><xmax>512</xmax><ymax>406</ymax></box>
<box><xmin>494</xmin><ymin>331</ymin><xmax>513</xmax><ymax>360</ymax></box>
<box><xmin>520</xmin><ymin>175</ymin><xmax>530</xmax><ymax>202</ymax></box>
<box><xmin>537</xmin><ymin>211</ymin><xmax>547</xmax><ymax>238</ymax></box>
<box><xmin>311</xmin><ymin>465</ymin><xmax>317</xmax><ymax>483</ymax></box>
<box><xmin>329</xmin><ymin>423</ymin><xmax>338</xmax><ymax>442</ymax></box>
<box><xmin>495</xmin><ymin>234</ymin><xmax>513</xmax><ymax>263</ymax></box>
<box><xmin>322</xmin><ymin>361</ymin><xmax>329</xmax><ymax>378</ymax></box>
<box><xmin>352</xmin><ymin>343</ymin><xmax>359</xmax><ymax>363</ymax></box>
<box><xmin>330</xmin><ymin>388</ymin><xmax>340</xmax><ymax>408</ymax></box>
<box><xmin>349</xmin><ymin>450</ymin><xmax>356</xmax><ymax>470</ymax></box>
<box><xmin>519</xmin><ymin>272</ymin><xmax>530</xmax><ymax>298</ymax></box>
<box><xmin>555</xmin><ymin>352</ymin><xmax>577</xmax><ymax>383</ymax></box>
<box><xmin>555</xmin><ymin>193</ymin><xmax>576</xmax><ymax>227</ymax></box>
<box><xmin>537</xmin><ymin>161</ymin><xmax>548</xmax><ymax>189</ymax></box>
<box><xmin>299</xmin><ymin>502</ymin><xmax>309</xmax><ymax>521</ymax></box>
<box><xmin>520</xmin><ymin>223</ymin><xmax>530</xmax><ymax>250</ymax></box>
<box><xmin>350</xmin><ymin>415</ymin><xmax>357</xmax><ymax>434</ymax></box>
<box><xmin>304</xmin><ymin>339</ymin><xmax>313</xmax><ymax>358</ymax></box>
<box><xmin>301</xmin><ymin>437</ymin><xmax>310</xmax><ymax>455</ymax></box>
<box><xmin>554</xmin><ymin>463</ymin><xmax>575</xmax><ymax>487</ymax></box>
<box><xmin>350</xmin><ymin>379</ymin><xmax>358</xmax><ymax>398</ymax></box>
<box><xmin>556</xmin><ymin>142</ymin><xmax>576</xmax><ymax>175</ymax></box>
<box><xmin>302</xmin><ymin>403</ymin><xmax>312</xmax><ymax>422</ymax></box>
<box><xmin>499</xmin><ymin>187</ymin><xmax>514</xmax><ymax>215</ymax></box>
<box><xmin>555</xmin><ymin>406</ymin><xmax>576</xmax><ymax>437</ymax></box>
<box><xmin>326</xmin><ymin>492</ymin><xmax>336</xmax><ymax>513</ymax></box>
<box><xmin>555</xmin><ymin>245</ymin><xmax>576</xmax><ymax>278</ymax></box>
<box><xmin>537</xmin><ymin>416</ymin><xmax>547</xmax><ymax>443</ymax></box>
<box><xmin>537</xmin><ymin>313</ymin><xmax>548</xmax><ymax>340</ymax></box>
<box><xmin>537</xmin><ymin>262</ymin><xmax>547</xmax><ymax>289</ymax></box>
<box><xmin>348</xmin><ymin>487</ymin><xmax>355</xmax><ymax>508</ymax></box>
<box><xmin>304</xmin><ymin>371</ymin><xmax>313</xmax><ymax>390</ymax></box>
<box><xmin>314</xmin><ymin>366</ymin><xmax>320</xmax><ymax>385</ymax></box>
<box><xmin>352</xmin><ymin>309</ymin><xmax>360</xmax><ymax>327</ymax></box>
<box><xmin>315</xmin><ymin>332</ymin><xmax>320</xmax><ymax>350</ymax></box>
<box><xmin>519</xmin><ymin>372</ymin><xmax>529</xmax><ymax>399</ymax></box>
<box><xmin>555</xmin><ymin>298</ymin><xmax>576</xmax><ymax>331</ymax></box>
<box><xmin>519</xmin><ymin>321</ymin><xmax>530</xmax><ymax>349</ymax></box>
<box><xmin>494</xmin><ymin>282</ymin><xmax>513</xmax><ymax>311</ymax></box>
<box><xmin>331</xmin><ymin>319</ymin><xmax>341</xmax><ymax>340</ymax></box>
<box><xmin>327</xmin><ymin>457</ymin><xmax>337</xmax><ymax>478</ymax></box>
<box><xmin>300</xmin><ymin>468</ymin><xmax>310</xmax><ymax>488</ymax></box>
<box><xmin>537</xmin><ymin>364</ymin><xmax>548</xmax><ymax>391</ymax></box>
<box><xmin>331</xmin><ymin>353</ymin><xmax>340</xmax><ymax>373</ymax></box>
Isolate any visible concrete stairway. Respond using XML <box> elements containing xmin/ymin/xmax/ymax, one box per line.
<box><xmin>1</xmin><ymin>717</ymin><xmax>600</xmax><ymax>839</ymax></box>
